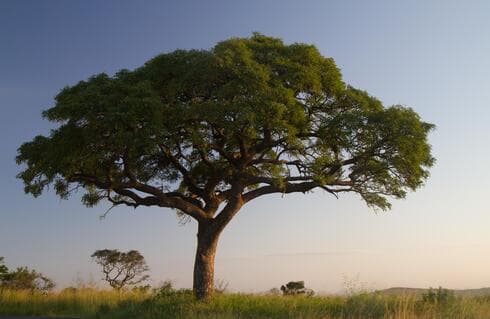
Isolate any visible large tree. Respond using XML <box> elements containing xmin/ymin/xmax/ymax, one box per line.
<box><xmin>16</xmin><ymin>33</ymin><xmax>434</xmax><ymax>299</ymax></box>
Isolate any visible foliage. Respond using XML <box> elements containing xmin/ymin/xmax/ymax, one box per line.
<box><xmin>280</xmin><ymin>280</ymin><xmax>314</xmax><ymax>296</ymax></box>
<box><xmin>0</xmin><ymin>257</ymin><xmax>8</xmax><ymax>282</ymax></box>
<box><xmin>17</xmin><ymin>33</ymin><xmax>435</xmax><ymax>219</ymax></box>
<box><xmin>91</xmin><ymin>249</ymin><xmax>149</xmax><ymax>290</ymax></box>
<box><xmin>421</xmin><ymin>286</ymin><xmax>456</xmax><ymax>305</ymax></box>
<box><xmin>16</xmin><ymin>33</ymin><xmax>435</xmax><ymax>299</ymax></box>
<box><xmin>0</xmin><ymin>265</ymin><xmax>54</xmax><ymax>292</ymax></box>
<box><xmin>131</xmin><ymin>284</ymin><xmax>152</xmax><ymax>294</ymax></box>
<box><xmin>267</xmin><ymin>287</ymin><xmax>281</xmax><ymax>295</ymax></box>
<box><xmin>152</xmin><ymin>280</ymin><xmax>178</xmax><ymax>297</ymax></box>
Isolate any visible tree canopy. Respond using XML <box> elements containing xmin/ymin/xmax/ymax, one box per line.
<box><xmin>280</xmin><ymin>281</ymin><xmax>314</xmax><ymax>296</ymax></box>
<box><xmin>91</xmin><ymin>249</ymin><xmax>149</xmax><ymax>290</ymax></box>
<box><xmin>17</xmin><ymin>33</ymin><xmax>434</xmax><ymax>215</ymax></box>
<box><xmin>16</xmin><ymin>33</ymin><xmax>434</xmax><ymax>299</ymax></box>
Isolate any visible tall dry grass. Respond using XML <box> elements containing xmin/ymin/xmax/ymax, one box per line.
<box><xmin>1</xmin><ymin>288</ymin><xmax>490</xmax><ymax>318</ymax></box>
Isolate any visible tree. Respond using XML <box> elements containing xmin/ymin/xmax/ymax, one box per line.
<box><xmin>0</xmin><ymin>264</ymin><xmax>55</xmax><ymax>292</ymax></box>
<box><xmin>16</xmin><ymin>33</ymin><xmax>434</xmax><ymax>299</ymax></box>
<box><xmin>0</xmin><ymin>257</ymin><xmax>8</xmax><ymax>282</ymax></box>
<box><xmin>422</xmin><ymin>287</ymin><xmax>456</xmax><ymax>306</ymax></box>
<box><xmin>91</xmin><ymin>249</ymin><xmax>149</xmax><ymax>289</ymax></box>
<box><xmin>280</xmin><ymin>281</ymin><xmax>314</xmax><ymax>296</ymax></box>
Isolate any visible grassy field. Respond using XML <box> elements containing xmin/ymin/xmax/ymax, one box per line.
<box><xmin>1</xmin><ymin>288</ymin><xmax>490</xmax><ymax>319</ymax></box>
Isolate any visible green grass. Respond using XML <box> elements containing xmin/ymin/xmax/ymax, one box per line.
<box><xmin>1</xmin><ymin>288</ymin><xmax>490</xmax><ymax>319</ymax></box>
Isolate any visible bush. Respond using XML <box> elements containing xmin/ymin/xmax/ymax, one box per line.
<box><xmin>1</xmin><ymin>266</ymin><xmax>54</xmax><ymax>292</ymax></box>
<box><xmin>421</xmin><ymin>287</ymin><xmax>456</xmax><ymax>305</ymax></box>
<box><xmin>279</xmin><ymin>281</ymin><xmax>314</xmax><ymax>296</ymax></box>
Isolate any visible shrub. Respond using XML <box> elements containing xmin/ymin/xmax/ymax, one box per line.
<box><xmin>421</xmin><ymin>287</ymin><xmax>456</xmax><ymax>305</ymax></box>
<box><xmin>280</xmin><ymin>281</ymin><xmax>314</xmax><ymax>296</ymax></box>
<box><xmin>0</xmin><ymin>266</ymin><xmax>54</xmax><ymax>292</ymax></box>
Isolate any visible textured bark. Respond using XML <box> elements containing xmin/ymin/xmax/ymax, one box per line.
<box><xmin>193</xmin><ymin>193</ymin><xmax>243</xmax><ymax>300</ymax></box>
<box><xmin>193</xmin><ymin>221</ymin><xmax>220</xmax><ymax>300</ymax></box>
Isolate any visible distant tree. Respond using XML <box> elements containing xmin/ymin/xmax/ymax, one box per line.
<box><xmin>153</xmin><ymin>280</ymin><xmax>175</xmax><ymax>297</ymax></box>
<box><xmin>0</xmin><ymin>265</ymin><xmax>54</xmax><ymax>292</ymax></box>
<box><xmin>280</xmin><ymin>281</ymin><xmax>314</xmax><ymax>296</ymax></box>
<box><xmin>91</xmin><ymin>249</ymin><xmax>149</xmax><ymax>289</ymax></box>
<box><xmin>17</xmin><ymin>33</ymin><xmax>435</xmax><ymax>299</ymax></box>
<box><xmin>214</xmin><ymin>278</ymin><xmax>229</xmax><ymax>294</ymax></box>
<box><xmin>0</xmin><ymin>257</ymin><xmax>8</xmax><ymax>282</ymax></box>
<box><xmin>268</xmin><ymin>287</ymin><xmax>281</xmax><ymax>295</ymax></box>
<box><xmin>422</xmin><ymin>287</ymin><xmax>456</xmax><ymax>305</ymax></box>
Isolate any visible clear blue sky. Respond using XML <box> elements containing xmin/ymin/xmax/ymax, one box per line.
<box><xmin>1</xmin><ymin>0</ymin><xmax>490</xmax><ymax>293</ymax></box>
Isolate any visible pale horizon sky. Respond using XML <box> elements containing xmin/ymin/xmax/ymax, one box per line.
<box><xmin>1</xmin><ymin>0</ymin><xmax>490</xmax><ymax>293</ymax></box>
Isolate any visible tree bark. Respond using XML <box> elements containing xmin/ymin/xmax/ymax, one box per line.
<box><xmin>193</xmin><ymin>221</ymin><xmax>220</xmax><ymax>300</ymax></box>
<box><xmin>193</xmin><ymin>192</ymin><xmax>243</xmax><ymax>300</ymax></box>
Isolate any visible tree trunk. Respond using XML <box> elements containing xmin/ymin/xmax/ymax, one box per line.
<box><xmin>193</xmin><ymin>221</ymin><xmax>220</xmax><ymax>300</ymax></box>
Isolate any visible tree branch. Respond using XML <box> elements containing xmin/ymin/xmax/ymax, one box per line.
<box><xmin>242</xmin><ymin>181</ymin><xmax>319</xmax><ymax>202</ymax></box>
<box><xmin>242</xmin><ymin>179</ymin><xmax>354</xmax><ymax>203</ymax></box>
<box><xmin>69</xmin><ymin>173</ymin><xmax>209</xmax><ymax>222</ymax></box>
<box><xmin>157</xmin><ymin>143</ymin><xmax>208</xmax><ymax>201</ymax></box>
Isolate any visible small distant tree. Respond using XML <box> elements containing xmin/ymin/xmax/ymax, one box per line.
<box><xmin>91</xmin><ymin>249</ymin><xmax>149</xmax><ymax>289</ymax></box>
<box><xmin>422</xmin><ymin>287</ymin><xmax>456</xmax><ymax>305</ymax></box>
<box><xmin>0</xmin><ymin>265</ymin><xmax>55</xmax><ymax>292</ymax></box>
<box><xmin>280</xmin><ymin>281</ymin><xmax>314</xmax><ymax>296</ymax></box>
<box><xmin>153</xmin><ymin>280</ymin><xmax>175</xmax><ymax>297</ymax></box>
<box><xmin>0</xmin><ymin>257</ymin><xmax>9</xmax><ymax>283</ymax></box>
<box><xmin>214</xmin><ymin>278</ymin><xmax>229</xmax><ymax>294</ymax></box>
<box><xmin>268</xmin><ymin>287</ymin><xmax>281</xmax><ymax>295</ymax></box>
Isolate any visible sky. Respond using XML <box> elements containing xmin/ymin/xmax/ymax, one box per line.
<box><xmin>1</xmin><ymin>0</ymin><xmax>490</xmax><ymax>293</ymax></box>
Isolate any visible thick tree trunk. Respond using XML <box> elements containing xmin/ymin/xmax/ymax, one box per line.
<box><xmin>193</xmin><ymin>193</ymin><xmax>243</xmax><ymax>300</ymax></box>
<box><xmin>193</xmin><ymin>221</ymin><xmax>220</xmax><ymax>300</ymax></box>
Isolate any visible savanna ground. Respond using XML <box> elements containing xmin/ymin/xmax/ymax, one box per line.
<box><xmin>1</xmin><ymin>287</ymin><xmax>490</xmax><ymax>319</ymax></box>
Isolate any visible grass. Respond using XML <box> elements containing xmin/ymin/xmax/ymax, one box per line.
<box><xmin>1</xmin><ymin>288</ymin><xmax>490</xmax><ymax>319</ymax></box>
